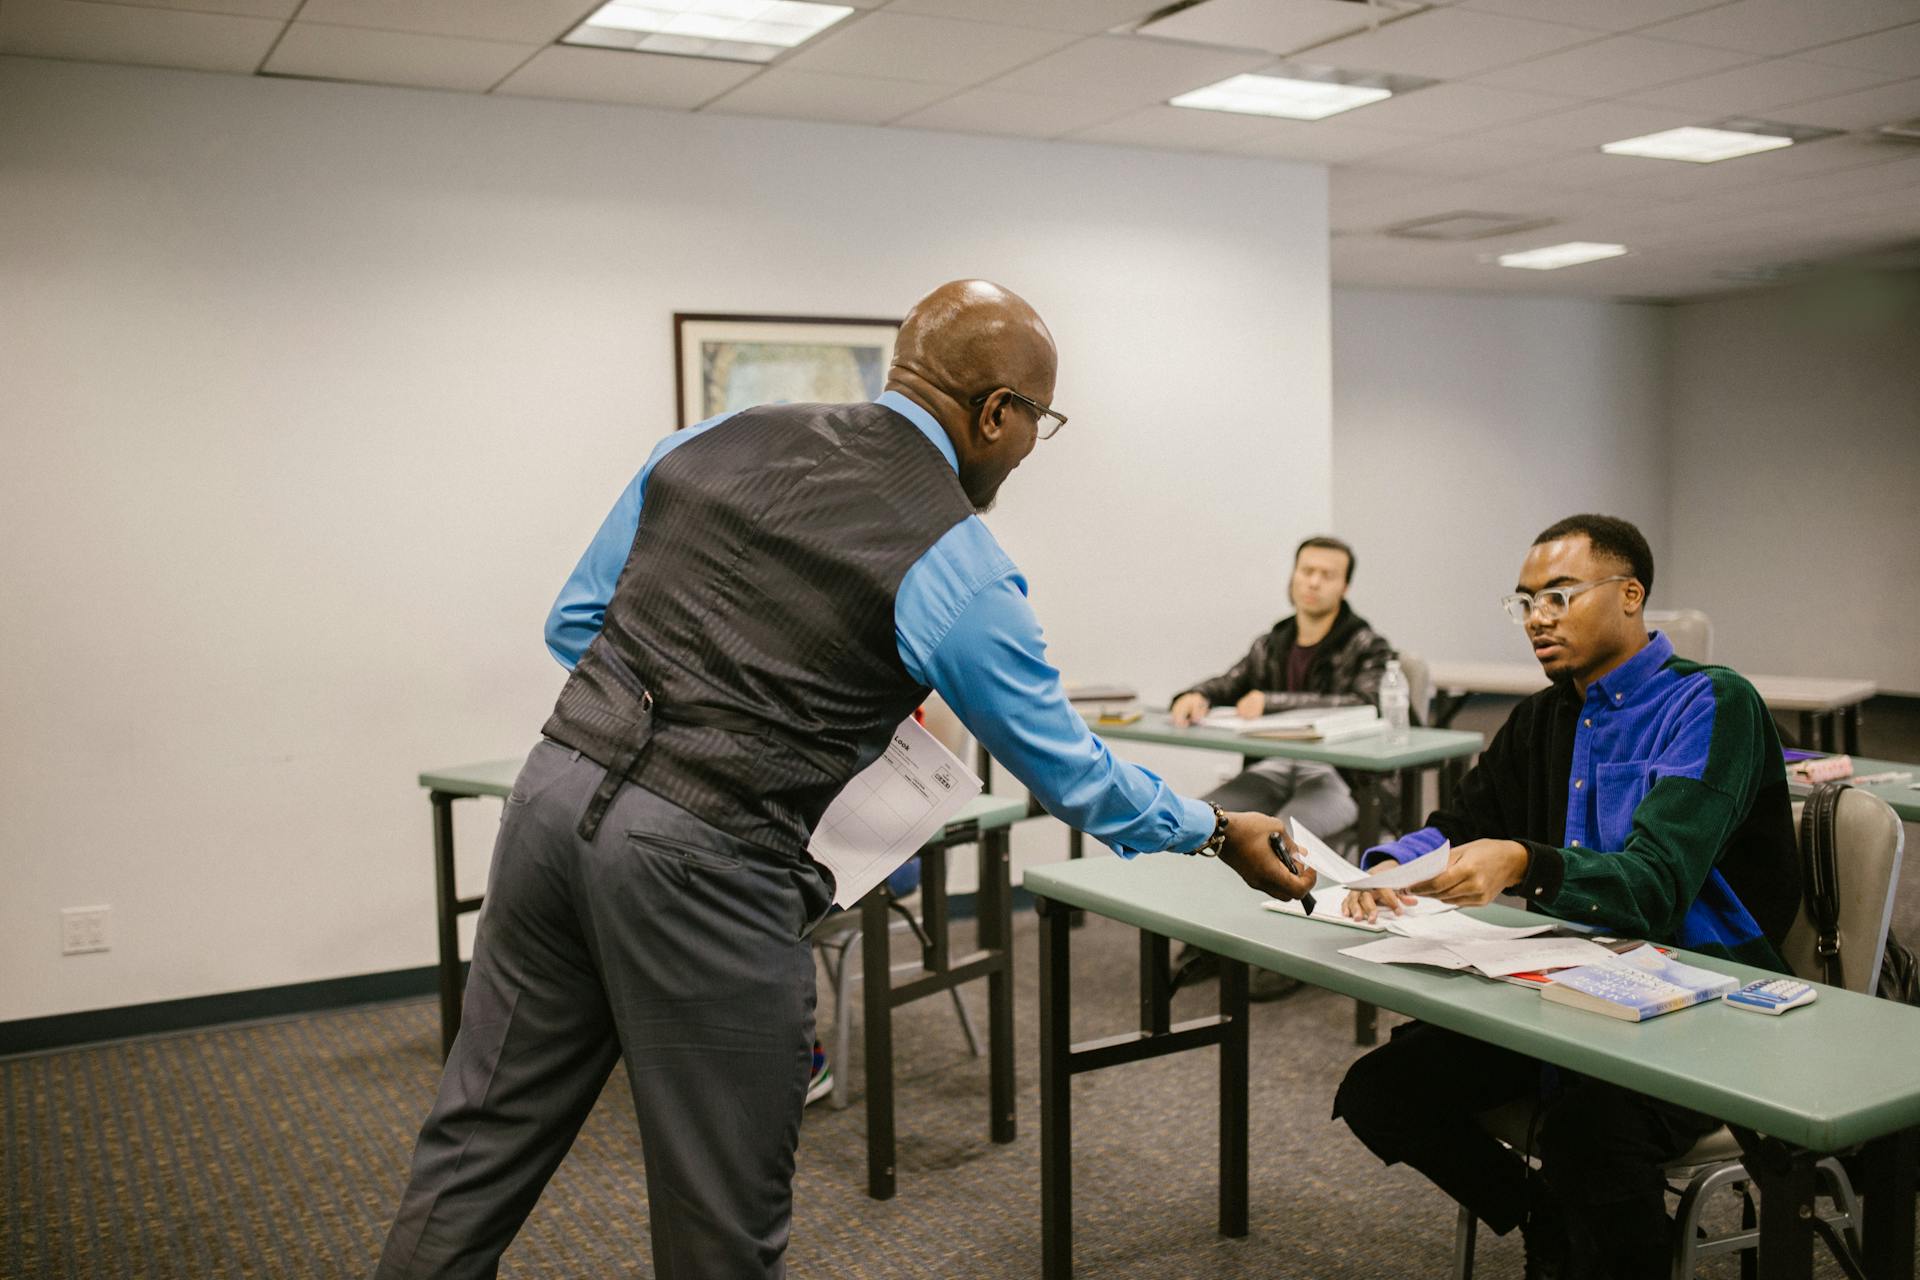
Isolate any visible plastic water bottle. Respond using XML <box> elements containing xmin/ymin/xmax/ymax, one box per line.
<box><xmin>1379</xmin><ymin>658</ymin><xmax>1410</xmax><ymax>747</ymax></box>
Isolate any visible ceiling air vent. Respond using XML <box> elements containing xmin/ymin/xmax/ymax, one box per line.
<box><xmin>1384</xmin><ymin>212</ymin><xmax>1557</xmax><ymax>241</ymax></box>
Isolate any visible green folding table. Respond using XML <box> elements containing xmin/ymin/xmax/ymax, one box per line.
<box><xmin>419</xmin><ymin>757</ymin><xmax>1027</xmax><ymax>1200</ymax></box>
<box><xmin>1027</xmin><ymin>851</ymin><xmax>1920</xmax><ymax>1280</ymax></box>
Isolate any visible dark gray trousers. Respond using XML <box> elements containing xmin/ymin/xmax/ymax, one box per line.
<box><xmin>376</xmin><ymin>740</ymin><xmax>835</xmax><ymax>1280</ymax></box>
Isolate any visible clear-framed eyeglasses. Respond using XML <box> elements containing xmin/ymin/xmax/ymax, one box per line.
<box><xmin>970</xmin><ymin>387</ymin><xmax>1068</xmax><ymax>440</ymax></box>
<box><xmin>1500</xmin><ymin>575</ymin><xmax>1631</xmax><ymax>624</ymax></box>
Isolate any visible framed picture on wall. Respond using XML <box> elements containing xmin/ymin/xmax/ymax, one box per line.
<box><xmin>673</xmin><ymin>313</ymin><xmax>901</xmax><ymax>428</ymax></box>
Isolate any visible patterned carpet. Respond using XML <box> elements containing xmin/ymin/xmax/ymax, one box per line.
<box><xmin>1</xmin><ymin>911</ymin><xmax>1882</xmax><ymax>1279</ymax></box>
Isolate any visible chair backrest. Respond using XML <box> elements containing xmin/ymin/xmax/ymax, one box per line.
<box><xmin>1393</xmin><ymin>650</ymin><xmax>1432</xmax><ymax>728</ymax></box>
<box><xmin>1646</xmin><ymin>609</ymin><xmax>1713</xmax><ymax>663</ymax></box>
<box><xmin>1784</xmin><ymin>789</ymin><xmax>1905</xmax><ymax>994</ymax></box>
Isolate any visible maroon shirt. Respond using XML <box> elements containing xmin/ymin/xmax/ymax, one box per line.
<box><xmin>1284</xmin><ymin>641</ymin><xmax>1319</xmax><ymax>693</ymax></box>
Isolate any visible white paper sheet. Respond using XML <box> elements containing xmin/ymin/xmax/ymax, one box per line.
<box><xmin>1447</xmin><ymin>936</ymin><xmax>1619</xmax><ymax>977</ymax></box>
<box><xmin>1385</xmin><ymin>913</ymin><xmax>1555</xmax><ymax>943</ymax></box>
<box><xmin>1346</xmin><ymin>844</ymin><xmax>1451</xmax><ymax>890</ymax></box>
<box><xmin>1342</xmin><ymin>936</ymin><xmax>1472</xmax><ymax>970</ymax></box>
<box><xmin>807</xmin><ymin>717</ymin><xmax>982</xmax><ymax>909</ymax></box>
<box><xmin>1287</xmin><ymin>818</ymin><xmax>1364</xmax><ymax>884</ymax></box>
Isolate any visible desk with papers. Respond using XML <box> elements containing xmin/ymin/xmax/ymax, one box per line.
<box><xmin>1084</xmin><ymin>713</ymin><xmax>1485</xmax><ymax>1043</ymax></box>
<box><xmin>1025</xmin><ymin>851</ymin><xmax>1920</xmax><ymax>1280</ymax></box>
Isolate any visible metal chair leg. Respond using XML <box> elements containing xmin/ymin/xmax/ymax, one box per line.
<box><xmin>948</xmin><ymin>986</ymin><xmax>983</xmax><ymax>1057</ymax></box>
<box><xmin>1452</xmin><ymin>1203</ymin><xmax>1478</xmax><ymax>1280</ymax></box>
<box><xmin>832</xmin><ymin>929</ymin><xmax>859</xmax><ymax>1111</ymax></box>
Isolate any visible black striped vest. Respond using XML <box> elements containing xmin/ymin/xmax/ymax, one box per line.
<box><xmin>541</xmin><ymin>400</ymin><xmax>976</xmax><ymax>853</ymax></box>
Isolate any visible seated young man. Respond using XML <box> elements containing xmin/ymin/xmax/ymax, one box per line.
<box><xmin>1332</xmin><ymin>514</ymin><xmax>1797</xmax><ymax>1280</ymax></box>
<box><xmin>1168</xmin><ymin>535</ymin><xmax>1395</xmax><ymax>998</ymax></box>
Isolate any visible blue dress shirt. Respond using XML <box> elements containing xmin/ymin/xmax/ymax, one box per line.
<box><xmin>545</xmin><ymin>391</ymin><xmax>1213</xmax><ymax>857</ymax></box>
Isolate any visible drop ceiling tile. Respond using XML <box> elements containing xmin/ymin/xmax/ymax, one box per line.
<box><xmin>982</xmin><ymin>35</ymin><xmax>1271</xmax><ymax>112</ymax></box>
<box><xmin>1329</xmin><ymin>165</ymin><xmax>1453</xmax><ymax>215</ymax></box>
<box><xmin>1796</xmin><ymin>21</ymin><xmax>1920</xmax><ymax>75</ymax></box>
<box><xmin>1386</xmin><ymin>137</ymin><xmax>1625</xmax><ymax>183</ymax></box>
<box><xmin>1602</xmin><ymin>134</ymin><xmax>1914</xmax><ymax>200</ymax></box>
<box><xmin>1639</xmin><ymin>0</ymin><xmax>1919</xmax><ymax>57</ymax></box>
<box><xmin>295</xmin><ymin>0</ymin><xmax>599</xmax><ymax>45</ymax></box>
<box><xmin>264</xmin><ymin>23</ymin><xmax>533</xmax><ymax>91</ymax></box>
<box><xmin>1625</xmin><ymin>56</ymin><xmax>1901</xmax><ymax>114</ymax></box>
<box><xmin>891</xmin><ymin>87</ymin><xmax>1125</xmax><ymax>139</ymax></box>
<box><xmin>703</xmin><ymin>68</ymin><xmax>952</xmax><ymax>124</ymax></box>
<box><xmin>95</xmin><ymin>0</ymin><xmax>300</xmax><ymax>19</ymax></box>
<box><xmin>1332</xmin><ymin>82</ymin><xmax>1581</xmax><ymax>136</ymax></box>
<box><xmin>1229</xmin><ymin>118</ymin><xmax>1419</xmax><ymax>163</ymax></box>
<box><xmin>1456</xmin><ymin>0</ymin><xmax>1728</xmax><ymax>34</ymax></box>
<box><xmin>881</xmin><ymin>0</ymin><xmax>1158</xmax><ymax>34</ymax></box>
<box><xmin>1472</xmin><ymin>35</ymin><xmax>1755</xmax><ymax>98</ymax></box>
<box><xmin>1498</xmin><ymin>148</ymin><xmax>1695</xmax><ymax>193</ymax></box>
<box><xmin>1787</xmin><ymin>77</ymin><xmax>1920</xmax><ymax>130</ymax></box>
<box><xmin>1068</xmin><ymin>103</ymin><xmax>1285</xmax><ymax>152</ymax></box>
<box><xmin>0</xmin><ymin>0</ymin><xmax>282</xmax><ymax>71</ymax></box>
<box><xmin>492</xmin><ymin>46</ymin><xmax>760</xmax><ymax>108</ymax></box>
<box><xmin>1471</xmin><ymin>100</ymin><xmax>1700</xmax><ymax>153</ymax></box>
<box><xmin>1300</xmin><ymin>7</ymin><xmax>1600</xmax><ymax>80</ymax></box>
<box><xmin>779</xmin><ymin>11</ymin><xmax>1075</xmax><ymax>85</ymax></box>
<box><xmin>1135</xmin><ymin>0</ymin><xmax>1414</xmax><ymax>56</ymax></box>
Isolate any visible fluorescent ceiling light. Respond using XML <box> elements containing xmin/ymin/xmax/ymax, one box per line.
<box><xmin>1601</xmin><ymin>126</ymin><xmax>1794</xmax><ymax>163</ymax></box>
<box><xmin>1171</xmin><ymin>73</ymin><xmax>1392</xmax><ymax>121</ymax></box>
<box><xmin>1496</xmin><ymin>242</ymin><xmax>1628</xmax><ymax>271</ymax></box>
<box><xmin>565</xmin><ymin>0</ymin><xmax>853</xmax><ymax>63</ymax></box>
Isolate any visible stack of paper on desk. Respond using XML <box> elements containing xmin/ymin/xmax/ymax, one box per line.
<box><xmin>1343</xmin><ymin>932</ymin><xmax>1617</xmax><ymax>978</ymax></box>
<box><xmin>1201</xmin><ymin>705</ymin><xmax>1384</xmax><ymax>742</ymax></box>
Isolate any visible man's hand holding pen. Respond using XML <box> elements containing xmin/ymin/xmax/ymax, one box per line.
<box><xmin>1216</xmin><ymin>813</ymin><xmax>1317</xmax><ymax>903</ymax></box>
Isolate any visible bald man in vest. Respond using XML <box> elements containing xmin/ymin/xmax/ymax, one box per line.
<box><xmin>374</xmin><ymin>280</ymin><xmax>1315</xmax><ymax>1279</ymax></box>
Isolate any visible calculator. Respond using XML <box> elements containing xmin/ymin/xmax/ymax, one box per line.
<box><xmin>1724</xmin><ymin>978</ymin><xmax>1818</xmax><ymax>1015</ymax></box>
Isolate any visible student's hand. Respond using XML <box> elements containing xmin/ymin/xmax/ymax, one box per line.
<box><xmin>1342</xmin><ymin>886</ymin><xmax>1416</xmax><ymax>924</ymax></box>
<box><xmin>1217</xmin><ymin>812</ymin><xmax>1318</xmax><ymax>902</ymax></box>
<box><xmin>1408</xmin><ymin>840</ymin><xmax>1530</xmax><ymax>906</ymax></box>
<box><xmin>1235</xmin><ymin>690</ymin><xmax>1266</xmax><ymax>719</ymax></box>
<box><xmin>1170</xmin><ymin>692</ymin><xmax>1210</xmax><ymax>727</ymax></box>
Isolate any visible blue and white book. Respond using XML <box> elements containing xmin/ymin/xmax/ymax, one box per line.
<box><xmin>1540</xmin><ymin>944</ymin><xmax>1740</xmax><ymax>1022</ymax></box>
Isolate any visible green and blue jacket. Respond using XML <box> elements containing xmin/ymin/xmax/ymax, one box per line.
<box><xmin>1365</xmin><ymin>631</ymin><xmax>1797</xmax><ymax>971</ymax></box>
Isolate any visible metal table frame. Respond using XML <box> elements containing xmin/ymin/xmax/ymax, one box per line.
<box><xmin>420</xmin><ymin>758</ymin><xmax>1021</xmax><ymax>1201</ymax></box>
<box><xmin>1026</xmin><ymin>859</ymin><xmax>1920</xmax><ymax>1280</ymax></box>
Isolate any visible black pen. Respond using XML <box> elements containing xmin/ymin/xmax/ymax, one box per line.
<box><xmin>1269</xmin><ymin>831</ymin><xmax>1317</xmax><ymax>915</ymax></box>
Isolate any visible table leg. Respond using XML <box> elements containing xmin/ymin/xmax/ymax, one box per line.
<box><xmin>861</xmin><ymin>888</ymin><xmax>896</xmax><ymax>1200</ymax></box>
<box><xmin>1842</xmin><ymin>704</ymin><xmax>1863</xmax><ymax>757</ymax></box>
<box><xmin>1353</xmin><ymin>775</ymin><xmax>1381</xmax><ymax>1047</ymax></box>
<box><xmin>1859</xmin><ymin>1128</ymin><xmax>1917</xmax><ymax>1280</ymax></box>
<box><xmin>1737</xmin><ymin>1131</ymin><xmax>1817</xmax><ymax>1280</ymax></box>
<box><xmin>1038</xmin><ymin>897</ymin><xmax>1074</xmax><ymax>1280</ymax></box>
<box><xmin>430</xmin><ymin>791</ymin><xmax>461</xmax><ymax>1061</ymax></box>
<box><xmin>1219</xmin><ymin>957</ymin><xmax>1249</xmax><ymax>1239</ymax></box>
<box><xmin>981</xmin><ymin>829</ymin><xmax>1016</xmax><ymax>1145</ymax></box>
<box><xmin>1068</xmin><ymin>827</ymin><xmax>1086</xmax><ymax>929</ymax></box>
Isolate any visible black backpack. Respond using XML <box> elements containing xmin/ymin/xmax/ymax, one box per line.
<box><xmin>1799</xmin><ymin>781</ymin><xmax>1920</xmax><ymax>1005</ymax></box>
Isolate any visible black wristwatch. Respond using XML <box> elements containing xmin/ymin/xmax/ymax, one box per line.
<box><xmin>1191</xmin><ymin>802</ymin><xmax>1229</xmax><ymax>857</ymax></box>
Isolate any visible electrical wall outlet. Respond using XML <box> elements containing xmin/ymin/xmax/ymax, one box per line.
<box><xmin>61</xmin><ymin>906</ymin><xmax>110</xmax><ymax>955</ymax></box>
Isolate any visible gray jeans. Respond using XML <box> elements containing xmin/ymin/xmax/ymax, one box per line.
<box><xmin>1204</xmin><ymin>758</ymin><xmax>1359</xmax><ymax>844</ymax></box>
<box><xmin>376</xmin><ymin>740</ymin><xmax>835</xmax><ymax>1280</ymax></box>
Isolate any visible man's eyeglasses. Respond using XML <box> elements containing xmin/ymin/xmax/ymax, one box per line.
<box><xmin>1500</xmin><ymin>575</ymin><xmax>1631</xmax><ymax>624</ymax></box>
<box><xmin>971</xmin><ymin>388</ymin><xmax>1068</xmax><ymax>440</ymax></box>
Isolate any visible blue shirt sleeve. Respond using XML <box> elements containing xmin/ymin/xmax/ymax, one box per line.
<box><xmin>897</xmin><ymin>519</ymin><xmax>1214</xmax><ymax>858</ymax></box>
<box><xmin>543</xmin><ymin>411</ymin><xmax>736</xmax><ymax>670</ymax></box>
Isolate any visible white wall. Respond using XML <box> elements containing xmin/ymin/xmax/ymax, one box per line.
<box><xmin>1330</xmin><ymin>289</ymin><xmax>1672</xmax><ymax>671</ymax></box>
<box><xmin>1665</xmin><ymin>273</ymin><xmax>1920</xmax><ymax>694</ymax></box>
<box><xmin>0</xmin><ymin>57</ymin><xmax>1330</xmax><ymax>1021</ymax></box>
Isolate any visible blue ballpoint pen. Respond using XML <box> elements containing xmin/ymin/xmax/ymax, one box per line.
<box><xmin>1269</xmin><ymin>831</ymin><xmax>1317</xmax><ymax>915</ymax></box>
